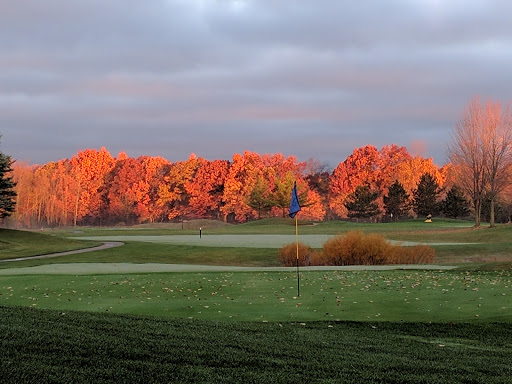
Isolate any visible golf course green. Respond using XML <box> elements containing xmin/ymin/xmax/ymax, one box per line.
<box><xmin>1</xmin><ymin>219</ymin><xmax>512</xmax><ymax>383</ymax></box>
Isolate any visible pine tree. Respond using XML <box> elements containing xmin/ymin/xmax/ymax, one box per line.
<box><xmin>246</xmin><ymin>176</ymin><xmax>273</xmax><ymax>219</ymax></box>
<box><xmin>344</xmin><ymin>185</ymin><xmax>380</xmax><ymax>219</ymax></box>
<box><xmin>442</xmin><ymin>185</ymin><xmax>470</xmax><ymax>219</ymax></box>
<box><xmin>383</xmin><ymin>180</ymin><xmax>410</xmax><ymax>220</ymax></box>
<box><xmin>412</xmin><ymin>173</ymin><xmax>441</xmax><ymax>217</ymax></box>
<box><xmin>0</xmin><ymin>140</ymin><xmax>17</xmax><ymax>219</ymax></box>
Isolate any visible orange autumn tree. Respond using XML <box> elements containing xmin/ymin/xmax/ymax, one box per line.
<box><xmin>221</xmin><ymin>151</ymin><xmax>265</xmax><ymax>222</ymax></box>
<box><xmin>157</xmin><ymin>154</ymin><xmax>203</xmax><ymax>221</ymax></box>
<box><xmin>69</xmin><ymin>148</ymin><xmax>114</xmax><ymax>225</ymax></box>
<box><xmin>329</xmin><ymin>145</ymin><xmax>447</xmax><ymax>219</ymax></box>
<box><xmin>375</xmin><ymin>145</ymin><xmax>412</xmax><ymax>193</ymax></box>
<box><xmin>12</xmin><ymin>159</ymin><xmax>77</xmax><ymax>227</ymax></box>
<box><xmin>220</xmin><ymin>152</ymin><xmax>320</xmax><ymax>222</ymax></box>
<box><xmin>263</xmin><ymin>153</ymin><xmax>302</xmax><ymax>218</ymax></box>
<box><xmin>10</xmin><ymin>162</ymin><xmax>37</xmax><ymax>227</ymax></box>
<box><xmin>31</xmin><ymin>160</ymin><xmax>77</xmax><ymax>227</ymax></box>
<box><xmin>186</xmin><ymin>159</ymin><xmax>229</xmax><ymax>220</ymax></box>
<box><xmin>395</xmin><ymin>156</ymin><xmax>448</xmax><ymax>198</ymax></box>
<box><xmin>39</xmin><ymin>160</ymin><xmax>75</xmax><ymax>226</ymax></box>
<box><xmin>275</xmin><ymin>174</ymin><xmax>325</xmax><ymax>220</ymax></box>
<box><xmin>329</xmin><ymin>145</ymin><xmax>380</xmax><ymax>218</ymax></box>
<box><xmin>107</xmin><ymin>156</ymin><xmax>150</xmax><ymax>224</ymax></box>
<box><xmin>8</xmin><ymin>145</ymin><xmax>453</xmax><ymax>227</ymax></box>
<box><xmin>139</xmin><ymin>156</ymin><xmax>172</xmax><ymax>223</ymax></box>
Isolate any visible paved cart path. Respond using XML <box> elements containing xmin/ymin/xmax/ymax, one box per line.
<box><xmin>0</xmin><ymin>262</ymin><xmax>456</xmax><ymax>275</ymax></box>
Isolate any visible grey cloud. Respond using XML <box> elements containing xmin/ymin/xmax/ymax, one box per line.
<box><xmin>1</xmin><ymin>0</ymin><xmax>512</xmax><ymax>169</ymax></box>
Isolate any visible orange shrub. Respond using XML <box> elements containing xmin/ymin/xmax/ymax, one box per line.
<box><xmin>321</xmin><ymin>231</ymin><xmax>435</xmax><ymax>266</ymax></box>
<box><xmin>278</xmin><ymin>242</ymin><xmax>315</xmax><ymax>266</ymax></box>
<box><xmin>389</xmin><ymin>244</ymin><xmax>436</xmax><ymax>264</ymax></box>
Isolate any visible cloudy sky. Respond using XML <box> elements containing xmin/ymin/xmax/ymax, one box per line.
<box><xmin>1</xmin><ymin>0</ymin><xmax>511</xmax><ymax>169</ymax></box>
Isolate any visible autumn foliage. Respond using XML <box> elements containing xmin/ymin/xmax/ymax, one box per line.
<box><xmin>9</xmin><ymin>145</ymin><xmax>452</xmax><ymax>227</ymax></box>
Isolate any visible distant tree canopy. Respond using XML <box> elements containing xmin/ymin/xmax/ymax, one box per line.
<box><xmin>14</xmin><ymin>142</ymin><xmax>512</xmax><ymax>228</ymax></box>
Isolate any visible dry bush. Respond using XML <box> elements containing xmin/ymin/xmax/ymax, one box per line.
<box><xmin>389</xmin><ymin>244</ymin><xmax>436</xmax><ymax>264</ymax></box>
<box><xmin>321</xmin><ymin>231</ymin><xmax>435</xmax><ymax>266</ymax></box>
<box><xmin>278</xmin><ymin>242</ymin><xmax>315</xmax><ymax>266</ymax></box>
<box><xmin>309</xmin><ymin>251</ymin><xmax>328</xmax><ymax>266</ymax></box>
<box><xmin>322</xmin><ymin>231</ymin><xmax>391</xmax><ymax>265</ymax></box>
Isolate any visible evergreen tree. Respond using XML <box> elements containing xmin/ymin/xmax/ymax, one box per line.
<box><xmin>246</xmin><ymin>176</ymin><xmax>273</xmax><ymax>219</ymax></box>
<box><xmin>412</xmin><ymin>173</ymin><xmax>442</xmax><ymax>217</ymax></box>
<box><xmin>441</xmin><ymin>185</ymin><xmax>470</xmax><ymax>219</ymax></box>
<box><xmin>344</xmin><ymin>185</ymin><xmax>380</xmax><ymax>219</ymax></box>
<box><xmin>0</xmin><ymin>139</ymin><xmax>17</xmax><ymax>219</ymax></box>
<box><xmin>383</xmin><ymin>180</ymin><xmax>410</xmax><ymax>220</ymax></box>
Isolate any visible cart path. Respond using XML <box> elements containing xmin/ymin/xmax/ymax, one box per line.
<box><xmin>0</xmin><ymin>242</ymin><xmax>124</xmax><ymax>263</ymax></box>
<box><xmin>0</xmin><ymin>262</ymin><xmax>457</xmax><ymax>275</ymax></box>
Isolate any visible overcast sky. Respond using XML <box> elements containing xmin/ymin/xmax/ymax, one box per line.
<box><xmin>1</xmin><ymin>0</ymin><xmax>511</xmax><ymax>169</ymax></box>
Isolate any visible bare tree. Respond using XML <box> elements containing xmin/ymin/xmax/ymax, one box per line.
<box><xmin>449</xmin><ymin>97</ymin><xmax>512</xmax><ymax>227</ymax></box>
<box><xmin>481</xmin><ymin>101</ymin><xmax>512</xmax><ymax>226</ymax></box>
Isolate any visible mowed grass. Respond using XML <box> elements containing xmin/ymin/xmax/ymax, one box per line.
<box><xmin>0</xmin><ymin>228</ymin><xmax>100</xmax><ymax>260</ymax></box>
<box><xmin>3</xmin><ymin>218</ymin><xmax>512</xmax><ymax>268</ymax></box>
<box><xmin>1</xmin><ymin>269</ymin><xmax>511</xmax><ymax>322</ymax></box>
<box><xmin>2</xmin><ymin>305</ymin><xmax>512</xmax><ymax>384</ymax></box>
<box><xmin>2</xmin><ymin>220</ymin><xmax>512</xmax><ymax>382</ymax></box>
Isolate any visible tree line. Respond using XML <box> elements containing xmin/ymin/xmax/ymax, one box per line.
<box><xmin>0</xmin><ymin>144</ymin><xmax>478</xmax><ymax>227</ymax></box>
<box><xmin>1</xmin><ymin>97</ymin><xmax>512</xmax><ymax>228</ymax></box>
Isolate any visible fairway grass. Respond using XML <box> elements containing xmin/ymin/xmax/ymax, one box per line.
<box><xmin>2</xmin><ymin>306</ymin><xmax>512</xmax><ymax>384</ymax></box>
<box><xmin>2</xmin><ymin>221</ymin><xmax>512</xmax><ymax>382</ymax></box>
<box><xmin>0</xmin><ymin>228</ymin><xmax>100</xmax><ymax>260</ymax></box>
<box><xmin>0</xmin><ymin>269</ymin><xmax>510</xmax><ymax>322</ymax></box>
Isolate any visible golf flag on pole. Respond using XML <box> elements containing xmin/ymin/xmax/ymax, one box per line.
<box><xmin>289</xmin><ymin>182</ymin><xmax>301</xmax><ymax>218</ymax></box>
<box><xmin>289</xmin><ymin>181</ymin><xmax>301</xmax><ymax>296</ymax></box>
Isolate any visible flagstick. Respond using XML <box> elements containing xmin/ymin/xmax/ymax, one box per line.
<box><xmin>295</xmin><ymin>216</ymin><xmax>300</xmax><ymax>297</ymax></box>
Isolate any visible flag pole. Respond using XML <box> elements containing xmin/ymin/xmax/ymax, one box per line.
<box><xmin>289</xmin><ymin>181</ymin><xmax>301</xmax><ymax>298</ymax></box>
<box><xmin>295</xmin><ymin>215</ymin><xmax>300</xmax><ymax>297</ymax></box>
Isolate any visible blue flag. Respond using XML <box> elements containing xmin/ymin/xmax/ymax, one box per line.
<box><xmin>289</xmin><ymin>182</ymin><xmax>301</xmax><ymax>218</ymax></box>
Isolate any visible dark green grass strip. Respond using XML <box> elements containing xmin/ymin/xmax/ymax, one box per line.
<box><xmin>1</xmin><ymin>306</ymin><xmax>512</xmax><ymax>383</ymax></box>
<box><xmin>0</xmin><ymin>229</ymin><xmax>100</xmax><ymax>260</ymax></box>
<box><xmin>0</xmin><ymin>242</ymin><xmax>280</xmax><ymax>270</ymax></box>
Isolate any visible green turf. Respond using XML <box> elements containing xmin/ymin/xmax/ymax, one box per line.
<box><xmin>0</xmin><ymin>242</ymin><xmax>281</xmax><ymax>269</ymax></box>
<box><xmin>1</xmin><ymin>269</ymin><xmax>510</xmax><ymax>322</ymax></box>
<box><xmin>2</xmin><ymin>219</ymin><xmax>512</xmax><ymax>382</ymax></box>
<box><xmin>0</xmin><ymin>228</ymin><xmax>100</xmax><ymax>260</ymax></box>
<box><xmin>1</xmin><ymin>306</ymin><xmax>511</xmax><ymax>384</ymax></box>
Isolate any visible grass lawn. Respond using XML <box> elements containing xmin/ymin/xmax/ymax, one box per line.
<box><xmin>0</xmin><ymin>269</ymin><xmax>510</xmax><ymax>322</ymax></box>
<box><xmin>1</xmin><ymin>219</ymin><xmax>512</xmax><ymax>382</ymax></box>
<box><xmin>1</xmin><ymin>305</ymin><xmax>512</xmax><ymax>383</ymax></box>
<box><xmin>0</xmin><ymin>228</ymin><xmax>100</xmax><ymax>260</ymax></box>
